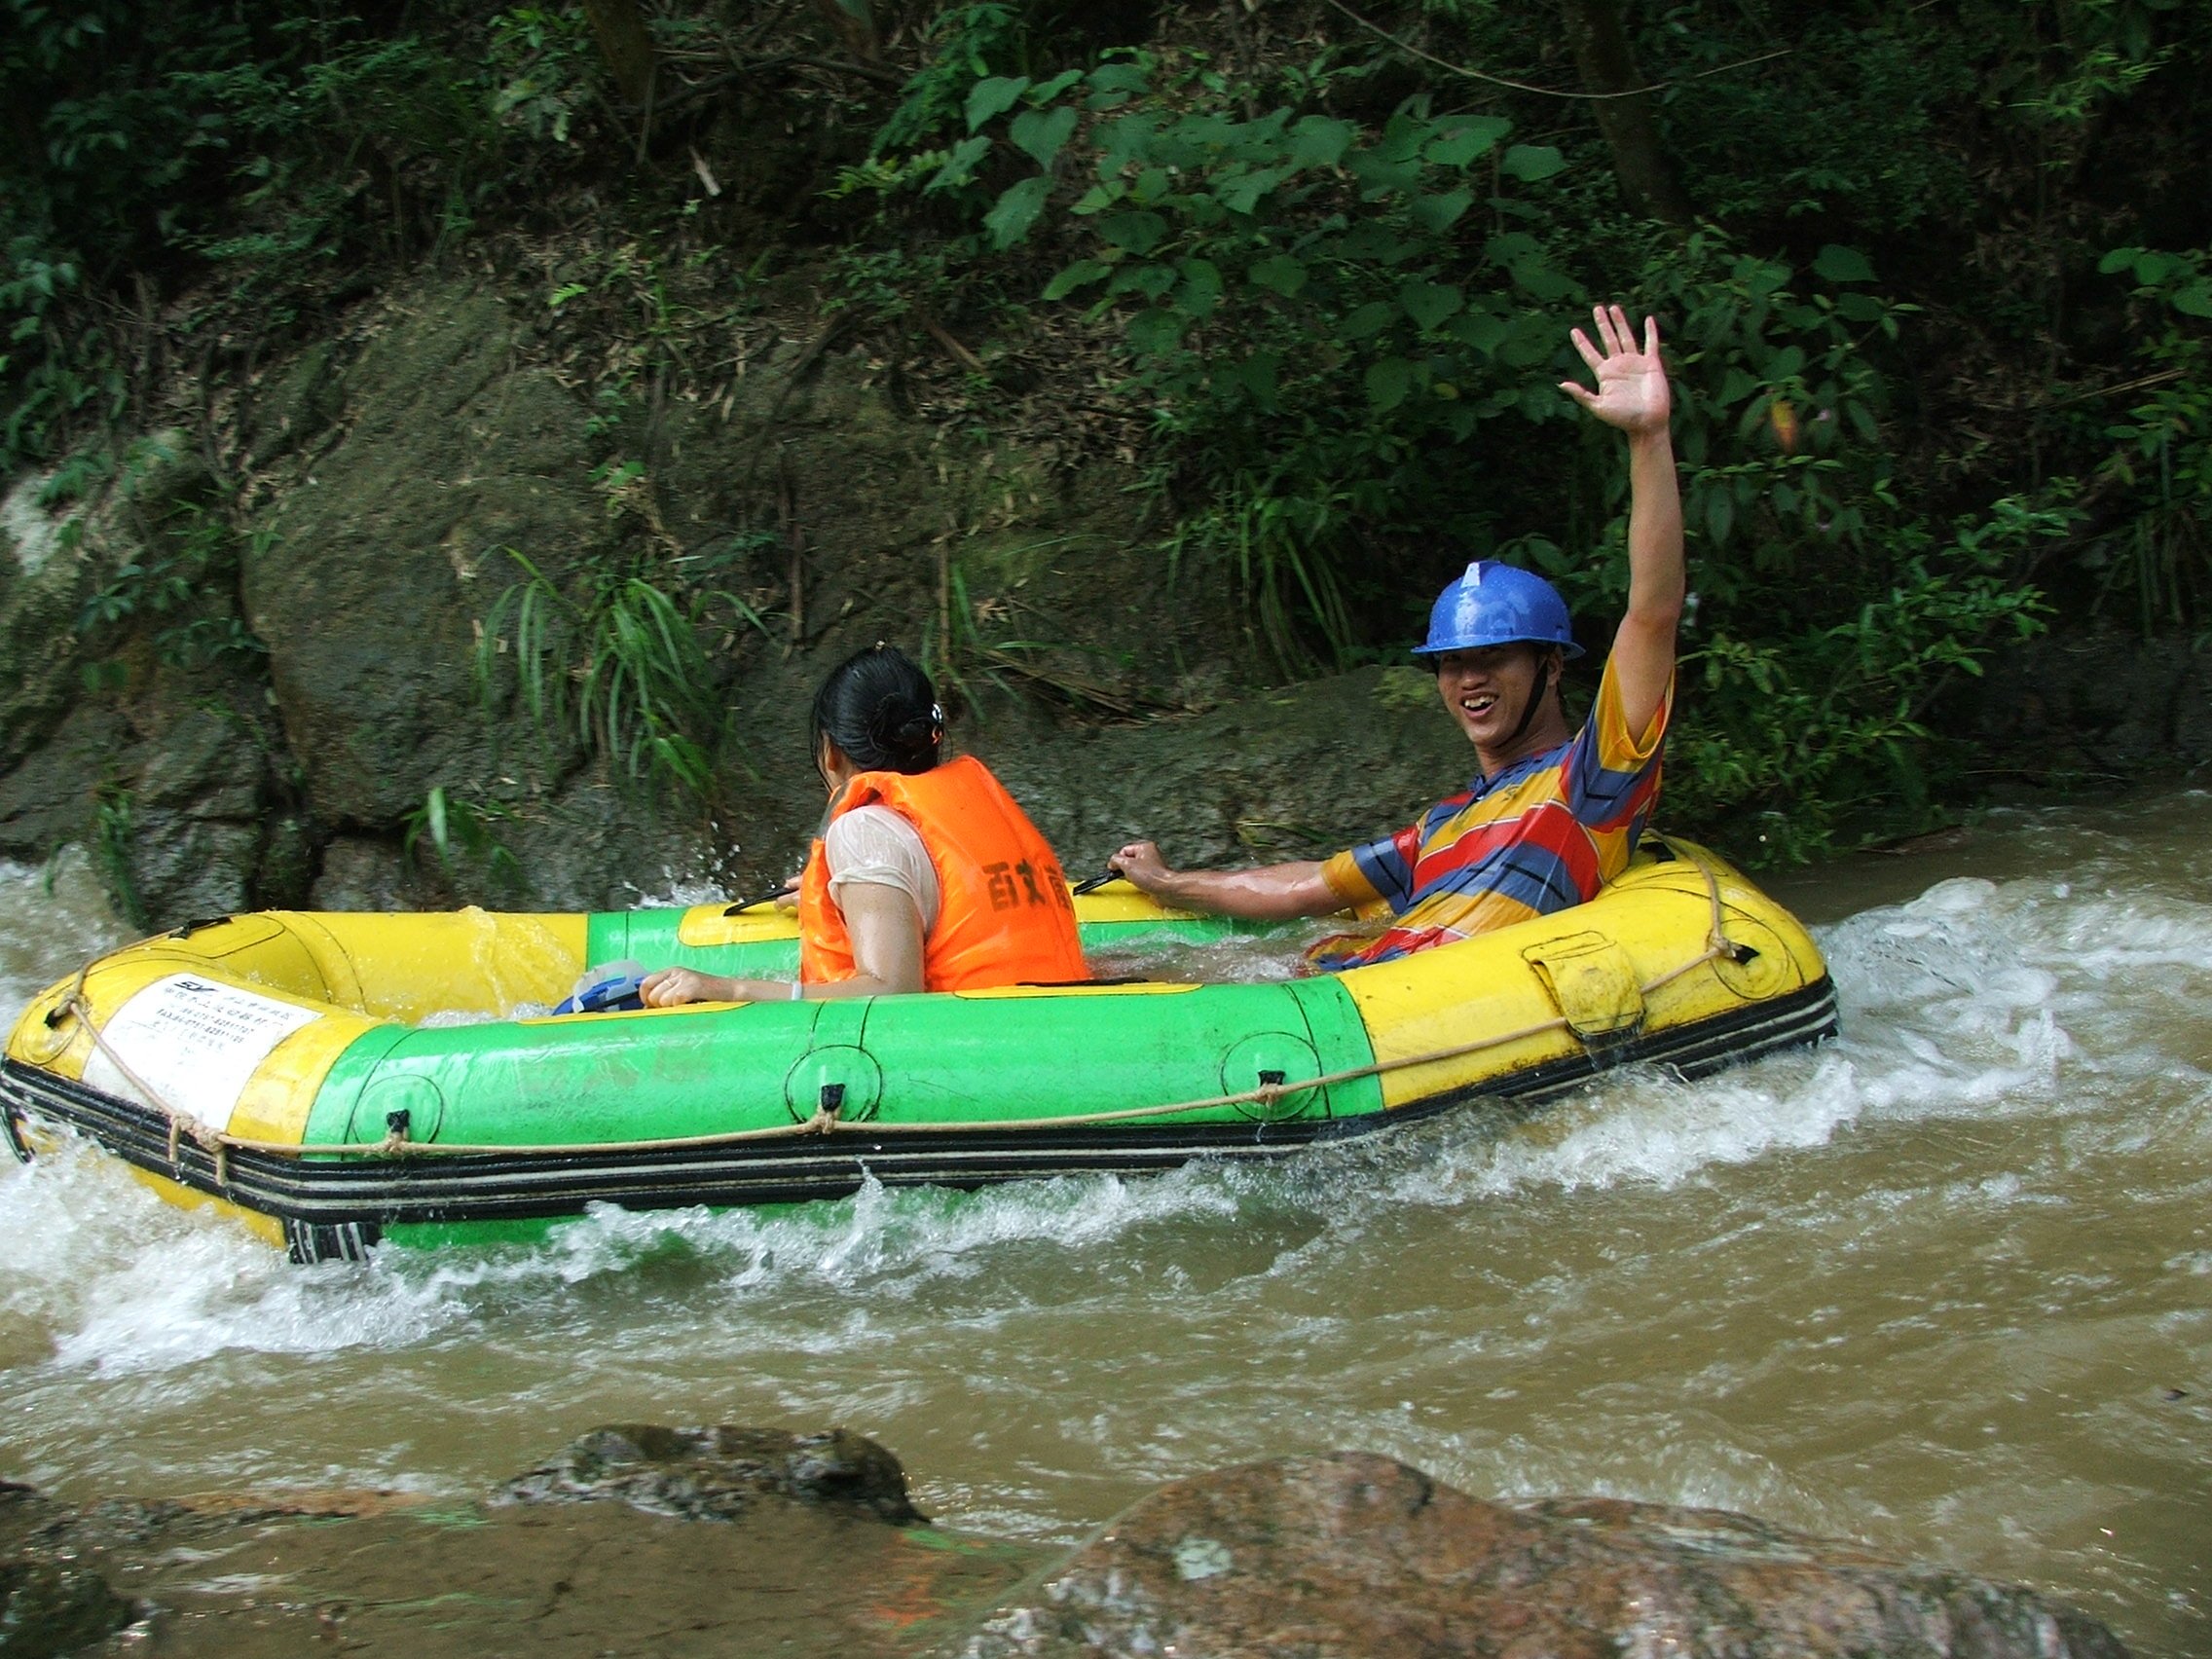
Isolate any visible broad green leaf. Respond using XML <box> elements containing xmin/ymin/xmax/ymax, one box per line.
<box><xmin>1097</xmin><ymin>209</ymin><xmax>1168</xmax><ymax>253</ymax></box>
<box><xmin>1216</xmin><ymin>166</ymin><xmax>1284</xmax><ymax>215</ymax></box>
<box><xmin>1812</xmin><ymin>243</ymin><xmax>1875</xmax><ymax>284</ymax></box>
<box><xmin>1044</xmin><ymin>259</ymin><xmax>1114</xmax><ymax>300</ymax></box>
<box><xmin>1366</xmin><ymin>355</ymin><xmax>1414</xmax><ymax>412</ymax></box>
<box><xmin>1176</xmin><ymin>257</ymin><xmax>1224</xmax><ymax>318</ymax></box>
<box><xmin>1129</xmin><ymin>166</ymin><xmax>1175</xmax><ymax>203</ymax></box>
<box><xmin>1346</xmin><ymin>151</ymin><xmax>1421</xmax><ymax>196</ymax></box>
<box><xmin>1835</xmin><ymin>292</ymin><xmax>1887</xmax><ymax>323</ymax></box>
<box><xmin>1411</xmin><ymin>189</ymin><xmax>1472</xmax><ymax>234</ymax></box>
<box><xmin>1846</xmin><ymin>399</ymin><xmax>1882</xmax><ymax>442</ymax></box>
<box><xmin>1372</xmin><ymin>110</ymin><xmax>1424</xmax><ymax>165</ymax></box>
<box><xmin>1720</xmin><ymin>367</ymin><xmax>1758</xmax><ymax>404</ymax></box>
<box><xmin>1088</xmin><ymin>61</ymin><xmax>1152</xmax><ymax>95</ymax></box>
<box><xmin>1094</xmin><ymin>113</ymin><xmax>1161</xmax><ymax>176</ymax></box>
<box><xmin>2171</xmin><ymin>279</ymin><xmax>2212</xmax><ymax>317</ymax></box>
<box><xmin>1705</xmin><ymin>488</ymin><xmax>1735</xmax><ymax>546</ymax></box>
<box><xmin>1108</xmin><ymin>262</ymin><xmax>1175</xmax><ymax>300</ymax></box>
<box><xmin>1124</xmin><ymin>307</ymin><xmax>1186</xmax><ymax>357</ymax></box>
<box><xmin>2133</xmin><ymin>252</ymin><xmax>2176</xmax><ymax>284</ymax></box>
<box><xmin>984</xmin><ymin>175</ymin><xmax>1051</xmax><ymax>249</ymax></box>
<box><xmin>1239</xmin><ymin>351</ymin><xmax>1280</xmax><ymax>408</ymax></box>
<box><xmin>1506</xmin><ymin>253</ymin><xmax>1576</xmax><ymax>303</ymax></box>
<box><xmin>1499</xmin><ymin>312</ymin><xmax>1560</xmax><ymax>366</ymax></box>
<box><xmin>966</xmin><ymin>76</ymin><xmax>1030</xmax><ymax>132</ymax></box>
<box><xmin>1165</xmin><ymin>111</ymin><xmax>1235</xmax><ymax>152</ymax></box>
<box><xmin>1448</xmin><ymin>310</ymin><xmax>1507</xmax><ymax>354</ymax></box>
<box><xmin>2096</xmin><ymin>245</ymin><xmax>2142</xmax><ymax>275</ymax></box>
<box><xmin>1399</xmin><ymin>279</ymin><xmax>1464</xmax><ymax>332</ymax></box>
<box><xmin>924</xmin><ymin>135</ymin><xmax>992</xmax><ymax>194</ymax></box>
<box><xmin>1340</xmin><ymin>300</ymin><xmax>1397</xmax><ymax>341</ymax></box>
<box><xmin>1499</xmin><ymin>144</ymin><xmax>1566</xmax><ymax>181</ymax></box>
<box><xmin>1423</xmin><ymin>117</ymin><xmax>1509</xmax><ymax>167</ymax></box>
<box><xmin>1247</xmin><ymin>254</ymin><xmax>1308</xmax><ymax>297</ymax></box>
<box><xmin>1287</xmin><ymin>115</ymin><xmax>1354</xmax><ymax>169</ymax></box>
<box><xmin>1028</xmin><ymin>69</ymin><xmax>1084</xmax><ymax>104</ymax></box>
<box><xmin>1010</xmin><ymin>104</ymin><xmax>1078</xmax><ymax>169</ymax></box>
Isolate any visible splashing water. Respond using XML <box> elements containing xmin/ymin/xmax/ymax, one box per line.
<box><xmin>1</xmin><ymin>806</ymin><xmax>2208</xmax><ymax>1653</ymax></box>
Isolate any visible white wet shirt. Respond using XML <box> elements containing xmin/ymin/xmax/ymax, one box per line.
<box><xmin>822</xmin><ymin>804</ymin><xmax>940</xmax><ymax>931</ymax></box>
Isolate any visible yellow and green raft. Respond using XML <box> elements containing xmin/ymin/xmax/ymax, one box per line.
<box><xmin>2</xmin><ymin>837</ymin><xmax>1834</xmax><ymax>1262</ymax></box>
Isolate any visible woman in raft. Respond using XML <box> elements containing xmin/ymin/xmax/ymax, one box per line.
<box><xmin>640</xmin><ymin>645</ymin><xmax>1088</xmax><ymax>1006</ymax></box>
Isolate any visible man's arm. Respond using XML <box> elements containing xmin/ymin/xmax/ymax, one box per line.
<box><xmin>1106</xmin><ymin>840</ymin><xmax>1346</xmax><ymax>920</ymax></box>
<box><xmin>1559</xmin><ymin>305</ymin><xmax>1683</xmax><ymax>742</ymax></box>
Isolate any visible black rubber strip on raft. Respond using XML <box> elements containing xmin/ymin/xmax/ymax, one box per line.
<box><xmin>2</xmin><ymin>978</ymin><xmax>1838</xmax><ymax>1246</ymax></box>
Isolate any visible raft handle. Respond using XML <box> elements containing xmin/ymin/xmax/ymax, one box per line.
<box><xmin>818</xmin><ymin>1083</ymin><xmax>846</xmax><ymax>1117</ymax></box>
<box><xmin>170</xmin><ymin>914</ymin><xmax>237</xmax><ymax>940</ymax></box>
<box><xmin>1728</xmin><ymin>944</ymin><xmax>1761</xmax><ymax>964</ymax></box>
<box><xmin>724</xmin><ymin>883</ymin><xmax>797</xmax><ymax>917</ymax></box>
<box><xmin>385</xmin><ymin>1108</ymin><xmax>413</xmax><ymax>1144</ymax></box>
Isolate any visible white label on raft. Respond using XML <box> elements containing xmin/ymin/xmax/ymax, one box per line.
<box><xmin>80</xmin><ymin>974</ymin><xmax>318</xmax><ymax>1133</ymax></box>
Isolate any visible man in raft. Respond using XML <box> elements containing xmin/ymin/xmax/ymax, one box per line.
<box><xmin>642</xmin><ymin>645</ymin><xmax>1088</xmax><ymax>1004</ymax></box>
<box><xmin>1109</xmin><ymin>304</ymin><xmax>1682</xmax><ymax>969</ymax></box>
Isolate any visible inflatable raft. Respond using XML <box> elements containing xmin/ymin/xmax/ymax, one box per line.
<box><xmin>2</xmin><ymin>838</ymin><xmax>1834</xmax><ymax>1262</ymax></box>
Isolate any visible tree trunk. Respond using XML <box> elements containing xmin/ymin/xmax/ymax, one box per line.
<box><xmin>581</xmin><ymin>0</ymin><xmax>657</xmax><ymax>107</ymax></box>
<box><xmin>1556</xmin><ymin>0</ymin><xmax>1695</xmax><ymax>229</ymax></box>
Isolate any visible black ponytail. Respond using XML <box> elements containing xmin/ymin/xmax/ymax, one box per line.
<box><xmin>810</xmin><ymin>645</ymin><xmax>943</xmax><ymax>775</ymax></box>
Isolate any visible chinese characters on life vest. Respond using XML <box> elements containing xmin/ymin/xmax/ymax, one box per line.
<box><xmin>980</xmin><ymin>860</ymin><xmax>1075</xmax><ymax>914</ymax></box>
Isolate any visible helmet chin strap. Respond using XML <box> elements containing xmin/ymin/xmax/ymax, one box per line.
<box><xmin>1498</xmin><ymin>653</ymin><xmax>1554</xmax><ymax>752</ymax></box>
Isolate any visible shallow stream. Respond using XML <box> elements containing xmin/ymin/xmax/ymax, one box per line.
<box><xmin>2</xmin><ymin>798</ymin><xmax>2208</xmax><ymax>1654</ymax></box>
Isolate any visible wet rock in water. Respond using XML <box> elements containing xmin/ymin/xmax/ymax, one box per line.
<box><xmin>495</xmin><ymin>1424</ymin><xmax>924</xmax><ymax>1527</ymax></box>
<box><xmin>953</xmin><ymin>1454</ymin><xmax>2127</xmax><ymax>1659</ymax></box>
<box><xmin>0</xmin><ymin>1558</ymin><xmax>134</xmax><ymax>1657</ymax></box>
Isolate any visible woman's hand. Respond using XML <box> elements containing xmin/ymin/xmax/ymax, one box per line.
<box><xmin>1561</xmin><ymin>305</ymin><xmax>1671</xmax><ymax>436</ymax></box>
<box><xmin>639</xmin><ymin>969</ymin><xmax>791</xmax><ymax>1007</ymax></box>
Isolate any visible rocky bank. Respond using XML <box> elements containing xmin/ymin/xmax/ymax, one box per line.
<box><xmin>5</xmin><ymin>270</ymin><xmax>2207</xmax><ymax>933</ymax></box>
<box><xmin>0</xmin><ymin>1426</ymin><xmax>2127</xmax><ymax>1659</ymax></box>
<box><xmin>0</xmin><ymin>273</ymin><xmax>1487</xmax><ymax>928</ymax></box>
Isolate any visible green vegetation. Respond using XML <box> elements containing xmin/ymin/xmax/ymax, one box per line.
<box><xmin>91</xmin><ymin>788</ymin><xmax>146</xmax><ymax>932</ymax></box>
<box><xmin>6</xmin><ymin>0</ymin><xmax>2210</xmax><ymax>860</ymax></box>
<box><xmin>76</xmin><ymin>495</ymin><xmax>271</xmax><ymax>677</ymax></box>
<box><xmin>473</xmin><ymin>546</ymin><xmax>762</xmax><ymax>797</ymax></box>
<box><xmin>402</xmin><ymin>787</ymin><xmax>525</xmax><ymax>893</ymax></box>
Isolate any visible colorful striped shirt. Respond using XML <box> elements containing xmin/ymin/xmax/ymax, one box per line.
<box><xmin>1308</xmin><ymin>657</ymin><xmax>1673</xmax><ymax>970</ymax></box>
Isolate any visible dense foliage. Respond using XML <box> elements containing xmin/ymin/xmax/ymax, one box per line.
<box><xmin>6</xmin><ymin>0</ymin><xmax>2210</xmax><ymax>858</ymax></box>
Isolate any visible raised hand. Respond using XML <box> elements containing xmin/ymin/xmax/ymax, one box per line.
<box><xmin>1560</xmin><ymin>305</ymin><xmax>1671</xmax><ymax>436</ymax></box>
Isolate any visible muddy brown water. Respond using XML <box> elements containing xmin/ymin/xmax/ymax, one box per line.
<box><xmin>2</xmin><ymin>796</ymin><xmax>2208</xmax><ymax>1655</ymax></box>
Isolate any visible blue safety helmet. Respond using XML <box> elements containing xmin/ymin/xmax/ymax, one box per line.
<box><xmin>1413</xmin><ymin>560</ymin><xmax>1584</xmax><ymax>660</ymax></box>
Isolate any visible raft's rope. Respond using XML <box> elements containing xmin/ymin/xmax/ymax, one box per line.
<box><xmin>44</xmin><ymin>849</ymin><xmax>1745</xmax><ymax>1163</ymax></box>
<box><xmin>63</xmin><ymin>988</ymin><xmax>224</xmax><ymax>1169</ymax></box>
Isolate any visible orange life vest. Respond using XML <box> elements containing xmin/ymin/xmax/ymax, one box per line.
<box><xmin>797</xmin><ymin>755</ymin><xmax>1090</xmax><ymax>992</ymax></box>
